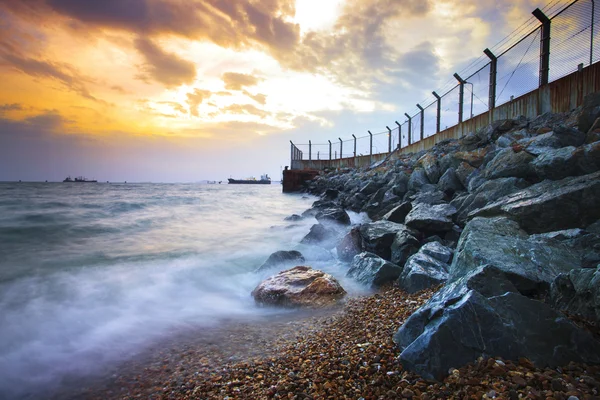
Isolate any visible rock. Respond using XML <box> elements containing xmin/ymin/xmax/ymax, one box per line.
<box><xmin>466</xmin><ymin>170</ymin><xmax>487</xmax><ymax>193</ymax></box>
<box><xmin>300</xmin><ymin>224</ymin><xmax>338</xmax><ymax>248</ymax></box>
<box><xmin>323</xmin><ymin>189</ymin><xmax>339</xmax><ymax>200</ymax></box>
<box><xmin>530</xmin><ymin>228</ymin><xmax>600</xmax><ymax>268</ymax></box>
<box><xmin>397</xmin><ymin>250</ymin><xmax>450</xmax><ymax>294</ymax></box>
<box><xmin>347</xmin><ymin>252</ymin><xmax>403</xmax><ymax>288</ymax></box>
<box><xmin>450</xmin><ymin>217</ymin><xmax>582</xmax><ymax>294</ymax></box>
<box><xmin>405</xmin><ymin>203</ymin><xmax>457</xmax><ymax>234</ymax></box>
<box><xmin>336</xmin><ymin>228</ymin><xmax>363</xmax><ymax>262</ymax></box>
<box><xmin>257</xmin><ymin>250</ymin><xmax>305</xmax><ymax>271</ymax></box>
<box><xmin>284</xmin><ymin>214</ymin><xmax>303</xmax><ymax>222</ymax></box>
<box><xmin>417</xmin><ymin>153</ymin><xmax>441</xmax><ymax>184</ymax></box>
<box><xmin>394</xmin><ymin>288</ymin><xmax>600</xmax><ymax>381</ymax></box>
<box><xmin>452</xmin><ymin>177</ymin><xmax>531</xmax><ymax>225</ymax></box>
<box><xmin>315</xmin><ymin>208</ymin><xmax>351</xmax><ymax>226</ymax></box>
<box><xmin>390</xmin><ymin>229</ymin><xmax>420</xmax><ymax>267</ymax></box>
<box><xmin>293</xmin><ymin>244</ymin><xmax>334</xmax><ymax>262</ymax></box>
<box><xmin>301</xmin><ymin>200</ymin><xmax>336</xmax><ymax>217</ymax></box>
<box><xmin>586</xmin><ymin>117</ymin><xmax>600</xmax><ymax>143</ymax></box>
<box><xmin>578</xmin><ymin>92</ymin><xmax>600</xmax><ymax>134</ymax></box>
<box><xmin>420</xmin><ymin>241</ymin><xmax>453</xmax><ymax>264</ymax></box>
<box><xmin>550</xmin><ymin>266</ymin><xmax>600</xmax><ymax>323</ymax></box>
<box><xmin>252</xmin><ymin>266</ymin><xmax>346</xmax><ymax>307</ymax></box>
<box><xmin>363</xmin><ymin>188</ymin><xmax>389</xmax><ymax>218</ymax></box>
<box><xmin>359</xmin><ymin>221</ymin><xmax>409</xmax><ymax>261</ymax></box>
<box><xmin>382</xmin><ymin>202</ymin><xmax>412</xmax><ymax>224</ymax></box>
<box><xmin>470</xmin><ymin>171</ymin><xmax>600</xmax><ymax>234</ymax></box>
<box><xmin>358</xmin><ymin>181</ymin><xmax>381</xmax><ymax>196</ymax></box>
<box><xmin>408</xmin><ymin>168</ymin><xmax>430</xmax><ymax>192</ymax></box>
<box><xmin>437</xmin><ymin>168</ymin><xmax>464</xmax><ymax>197</ymax></box>
<box><xmin>453</xmin><ymin>148</ymin><xmax>489</xmax><ymax>168</ymax></box>
<box><xmin>455</xmin><ymin>162</ymin><xmax>476</xmax><ymax>189</ymax></box>
<box><xmin>483</xmin><ymin>148</ymin><xmax>535</xmax><ymax>180</ymax></box>
<box><xmin>532</xmin><ymin>146</ymin><xmax>580</xmax><ymax>180</ymax></box>
<box><xmin>551</xmin><ymin>125</ymin><xmax>586</xmax><ymax>147</ymax></box>
<box><xmin>577</xmin><ymin>140</ymin><xmax>600</xmax><ymax>174</ymax></box>
<box><xmin>409</xmin><ymin>190</ymin><xmax>446</xmax><ymax>206</ymax></box>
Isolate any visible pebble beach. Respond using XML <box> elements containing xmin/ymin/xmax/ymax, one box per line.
<box><xmin>72</xmin><ymin>286</ymin><xmax>599</xmax><ymax>400</ymax></box>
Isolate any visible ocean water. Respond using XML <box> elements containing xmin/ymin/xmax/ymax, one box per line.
<box><xmin>0</xmin><ymin>183</ymin><xmax>370</xmax><ymax>399</ymax></box>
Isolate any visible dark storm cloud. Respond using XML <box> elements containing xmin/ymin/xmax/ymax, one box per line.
<box><xmin>222</xmin><ymin>72</ymin><xmax>260</xmax><ymax>91</ymax></box>
<box><xmin>134</xmin><ymin>37</ymin><xmax>196</xmax><ymax>87</ymax></box>
<box><xmin>41</xmin><ymin>0</ymin><xmax>299</xmax><ymax>51</ymax></box>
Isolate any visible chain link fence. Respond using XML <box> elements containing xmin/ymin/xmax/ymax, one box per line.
<box><xmin>290</xmin><ymin>0</ymin><xmax>598</xmax><ymax>164</ymax></box>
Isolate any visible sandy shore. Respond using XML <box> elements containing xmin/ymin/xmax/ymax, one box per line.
<box><xmin>64</xmin><ymin>287</ymin><xmax>599</xmax><ymax>399</ymax></box>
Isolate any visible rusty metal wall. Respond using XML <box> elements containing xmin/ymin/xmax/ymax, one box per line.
<box><xmin>291</xmin><ymin>153</ymin><xmax>389</xmax><ymax>171</ymax></box>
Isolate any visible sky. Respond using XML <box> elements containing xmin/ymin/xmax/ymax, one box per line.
<box><xmin>0</xmin><ymin>0</ymin><xmax>576</xmax><ymax>182</ymax></box>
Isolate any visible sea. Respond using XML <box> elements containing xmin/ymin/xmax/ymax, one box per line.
<box><xmin>0</xmin><ymin>182</ymin><xmax>370</xmax><ymax>399</ymax></box>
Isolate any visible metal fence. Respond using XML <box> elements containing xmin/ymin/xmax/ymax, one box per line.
<box><xmin>290</xmin><ymin>0</ymin><xmax>599</xmax><ymax>165</ymax></box>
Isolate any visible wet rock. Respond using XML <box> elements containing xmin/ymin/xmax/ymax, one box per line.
<box><xmin>358</xmin><ymin>181</ymin><xmax>381</xmax><ymax>196</ymax></box>
<box><xmin>315</xmin><ymin>208</ymin><xmax>351</xmax><ymax>226</ymax></box>
<box><xmin>483</xmin><ymin>148</ymin><xmax>535</xmax><ymax>180</ymax></box>
<box><xmin>408</xmin><ymin>168</ymin><xmax>430</xmax><ymax>192</ymax></box>
<box><xmin>252</xmin><ymin>266</ymin><xmax>346</xmax><ymax>307</ymax></box>
<box><xmin>347</xmin><ymin>252</ymin><xmax>403</xmax><ymax>288</ymax></box>
<box><xmin>549</xmin><ymin>266</ymin><xmax>600</xmax><ymax>323</ymax></box>
<box><xmin>394</xmin><ymin>288</ymin><xmax>600</xmax><ymax>381</ymax></box>
<box><xmin>336</xmin><ymin>228</ymin><xmax>363</xmax><ymax>262</ymax></box>
<box><xmin>390</xmin><ymin>229</ymin><xmax>420</xmax><ymax>267</ymax></box>
<box><xmin>437</xmin><ymin>168</ymin><xmax>464</xmax><ymax>197</ymax></box>
<box><xmin>323</xmin><ymin>189</ymin><xmax>339</xmax><ymax>200</ymax></box>
<box><xmin>450</xmin><ymin>217</ymin><xmax>582</xmax><ymax>294</ymax></box>
<box><xmin>300</xmin><ymin>224</ymin><xmax>338</xmax><ymax>248</ymax></box>
<box><xmin>397</xmin><ymin>248</ymin><xmax>450</xmax><ymax>293</ymax></box>
<box><xmin>382</xmin><ymin>202</ymin><xmax>412</xmax><ymax>224</ymax></box>
<box><xmin>420</xmin><ymin>241</ymin><xmax>453</xmax><ymax>264</ymax></box>
<box><xmin>532</xmin><ymin>146</ymin><xmax>580</xmax><ymax>180</ymax></box>
<box><xmin>405</xmin><ymin>203</ymin><xmax>457</xmax><ymax>234</ymax></box>
<box><xmin>470</xmin><ymin>171</ymin><xmax>600</xmax><ymax>233</ymax></box>
<box><xmin>284</xmin><ymin>214</ymin><xmax>303</xmax><ymax>222</ymax></box>
<box><xmin>359</xmin><ymin>221</ymin><xmax>410</xmax><ymax>261</ymax></box>
<box><xmin>293</xmin><ymin>244</ymin><xmax>334</xmax><ymax>262</ymax></box>
<box><xmin>257</xmin><ymin>250</ymin><xmax>305</xmax><ymax>272</ymax></box>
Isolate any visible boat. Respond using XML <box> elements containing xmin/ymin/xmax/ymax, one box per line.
<box><xmin>228</xmin><ymin>174</ymin><xmax>271</xmax><ymax>184</ymax></box>
<box><xmin>63</xmin><ymin>176</ymin><xmax>98</xmax><ymax>183</ymax></box>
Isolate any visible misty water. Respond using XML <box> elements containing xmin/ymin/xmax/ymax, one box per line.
<box><xmin>0</xmin><ymin>182</ymin><xmax>370</xmax><ymax>399</ymax></box>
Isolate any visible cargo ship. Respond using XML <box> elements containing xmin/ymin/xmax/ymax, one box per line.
<box><xmin>228</xmin><ymin>174</ymin><xmax>271</xmax><ymax>184</ymax></box>
<box><xmin>63</xmin><ymin>176</ymin><xmax>98</xmax><ymax>183</ymax></box>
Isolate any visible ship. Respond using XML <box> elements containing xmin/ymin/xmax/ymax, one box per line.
<box><xmin>228</xmin><ymin>174</ymin><xmax>271</xmax><ymax>184</ymax></box>
<box><xmin>63</xmin><ymin>176</ymin><xmax>98</xmax><ymax>183</ymax></box>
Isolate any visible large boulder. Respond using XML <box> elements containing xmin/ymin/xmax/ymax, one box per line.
<box><xmin>483</xmin><ymin>148</ymin><xmax>535</xmax><ymax>180</ymax></box>
<box><xmin>450</xmin><ymin>217</ymin><xmax>582</xmax><ymax>294</ymax></box>
<box><xmin>359</xmin><ymin>221</ymin><xmax>409</xmax><ymax>261</ymax></box>
<box><xmin>405</xmin><ymin>203</ymin><xmax>457</xmax><ymax>234</ymax></box>
<box><xmin>579</xmin><ymin>92</ymin><xmax>600</xmax><ymax>134</ymax></box>
<box><xmin>407</xmin><ymin>168</ymin><xmax>430</xmax><ymax>192</ymax></box>
<box><xmin>251</xmin><ymin>266</ymin><xmax>346</xmax><ymax>307</ymax></box>
<box><xmin>394</xmin><ymin>286</ymin><xmax>600</xmax><ymax>381</ymax></box>
<box><xmin>549</xmin><ymin>266</ymin><xmax>600</xmax><ymax>324</ymax></box>
<box><xmin>336</xmin><ymin>228</ymin><xmax>363</xmax><ymax>262</ymax></box>
<box><xmin>390</xmin><ymin>228</ymin><xmax>420</xmax><ymax>267</ymax></box>
<box><xmin>347</xmin><ymin>252</ymin><xmax>403</xmax><ymax>288</ymax></box>
<box><xmin>397</xmin><ymin>243</ymin><xmax>452</xmax><ymax>293</ymax></box>
<box><xmin>532</xmin><ymin>146</ymin><xmax>580</xmax><ymax>180</ymax></box>
<box><xmin>382</xmin><ymin>202</ymin><xmax>412</xmax><ymax>224</ymax></box>
<box><xmin>470</xmin><ymin>171</ymin><xmax>600</xmax><ymax>233</ymax></box>
<box><xmin>257</xmin><ymin>250</ymin><xmax>305</xmax><ymax>272</ymax></box>
<box><xmin>577</xmin><ymin>140</ymin><xmax>600</xmax><ymax>174</ymax></box>
<box><xmin>437</xmin><ymin>168</ymin><xmax>464</xmax><ymax>197</ymax></box>
<box><xmin>315</xmin><ymin>208</ymin><xmax>351</xmax><ymax>226</ymax></box>
<box><xmin>417</xmin><ymin>153</ymin><xmax>441</xmax><ymax>184</ymax></box>
<box><xmin>300</xmin><ymin>223</ymin><xmax>338</xmax><ymax>248</ymax></box>
<box><xmin>455</xmin><ymin>162</ymin><xmax>476</xmax><ymax>189</ymax></box>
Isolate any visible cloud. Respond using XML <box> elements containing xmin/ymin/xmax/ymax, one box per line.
<box><xmin>186</xmin><ymin>89</ymin><xmax>212</xmax><ymax>117</ymax></box>
<box><xmin>39</xmin><ymin>0</ymin><xmax>300</xmax><ymax>52</ymax></box>
<box><xmin>0</xmin><ymin>103</ymin><xmax>23</xmax><ymax>114</ymax></box>
<box><xmin>243</xmin><ymin>90</ymin><xmax>267</xmax><ymax>105</ymax></box>
<box><xmin>222</xmin><ymin>72</ymin><xmax>260</xmax><ymax>90</ymax></box>
<box><xmin>0</xmin><ymin>110</ymin><xmax>73</xmax><ymax>139</ymax></box>
<box><xmin>159</xmin><ymin>101</ymin><xmax>187</xmax><ymax>114</ymax></box>
<box><xmin>222</xmin><ymin>103</ymin><xmax>269</xmax><ymax>118</ymax></box>
<box><xmin>134</xmin><ymin>37</ymin><xmax>196</xmax><ymax>87</ymax></box>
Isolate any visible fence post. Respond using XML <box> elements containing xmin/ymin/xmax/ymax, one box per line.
<box><xmin>404</xmin><ymin>113</ymin><xmax>412</xmax><ymax>145</ymax></box>
<box><xmin>386</xmin><ymin>126</ymin><xmax>392</xmax><ymax>152</ymax></box>
<box><xmin>309</xmin><ymin>140</ymin><xmax>311</xmax><ymax>161</ymax></box>
<box><xmin>484</xmin><ymin>48</ymin><xmax>498</xmax><ymax>112</ymax></box>
<box><xmin>339</xmin><ymin>138</ymin><xmax>343</xmax><ymax>160</ymax></box>
<box><xmin>432</xmin><ymin>92</ymin><xmax>441</xmax><ymax>133</ymax></box>
<box><xmin>368</xmin><ymin>131</ymin><xmax>373</xmax><ymax>164</ymax></box>
<box><xmin>591</xmin><ymin>0</ymin><xmax>595</xmax><ymax>65</ymax></box>
<box><xmin>290</xmin><ymin>141</ymin><xmax>294</xmax><ymax>163</ymax></box>
<box><xmin>417</xmin><ymin>104</ymin><xmax>424</xmax><ymax>140</ymax></box>
<box><xmin>454</xmin><ymin>73</ymin><xmax>466</xmax><ymax>123</ymax></box>
<box><xmin>533</xmin><ymin>8</ymin><xmax>551</xmax><ymax>87</ymax></box>
<box><xmin>352</xmin><ymin>134</ymin><xmax>357</xmax><ymax>158</ymax></box>
<box><xmin>395</xmin><ymin>121</ymin><xmax>402</xmax><ymax>149</ymax></box>
<box><xmin>328</xmin><ymin>140</ymin><xmax>332</xmax><ymax>161</ymax></box>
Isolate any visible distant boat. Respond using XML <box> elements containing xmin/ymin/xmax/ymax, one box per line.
<box><xmin>63</xmin><ymin>176</ymin><xmax>97</xmax><ymax>183</ymax></box>
<box><xmin>228</xmin><ymin>174</ymin><xmax>271</xmax><ymax>184</ymax></box>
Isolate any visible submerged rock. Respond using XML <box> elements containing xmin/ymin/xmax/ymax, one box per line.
<box><xmin>336</xmin><ymin>228</ymin><xmax>362</xmax><ymax>262</ymax></box>
<box><xmin>257</xmin><ymin>250</ymin><xmax>305</xmax><ymax>272</ymax></box>
<box><xmin>315</xmin><ymin>208</ymin><xmax>351</xmax><ymax>226</ymax></box>
<box><xmin>252</xmin><ymin>266</ymin><xmax>346</xmax><ymax>307</ymax></box>
<box><xmin>347</xmin><ymin>252</ymin><xmax>403</xmax><ymax>288</ymax></box>
<box><xmin>300</xmin><ymin>224</ymin><xmax>338</xmax><ymax>248</ymax></box>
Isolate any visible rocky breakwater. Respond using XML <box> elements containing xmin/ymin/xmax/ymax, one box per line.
<box><xmin>292</xmin><ymin>92</ymin><xmax>600</xmax><ymax>383</ymax></box>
